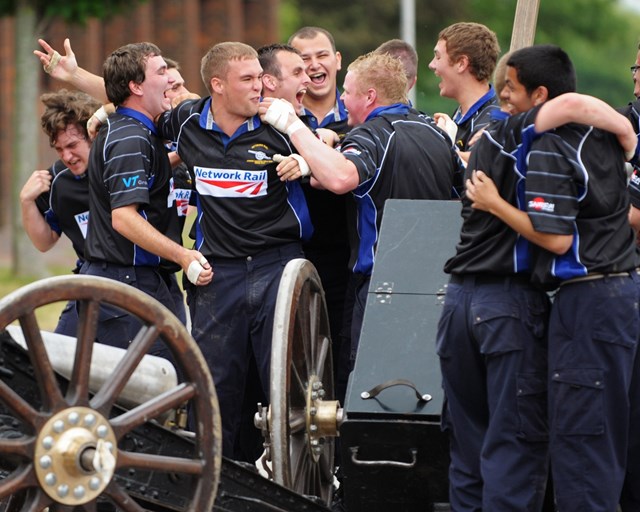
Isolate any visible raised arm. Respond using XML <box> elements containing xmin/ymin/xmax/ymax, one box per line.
<box><xmin>536</xmin><ymin>93</ymin><xmax>636</xmax><ymax>158</ymax></box>
<box><xmin>35</xmin><ymin>38</ymin><xmax>108</xmax><ymax>103</ymax></box>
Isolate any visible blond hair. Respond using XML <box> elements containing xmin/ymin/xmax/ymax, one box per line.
<box><xmin>200</xmin><ymin>42</ymin><xmax>258</xmax><ymax>94</ymax></box>
<box><xmin>348</xmin><ymin>52</ymin><xmax>408</xmax><ymax>104</ymax></box>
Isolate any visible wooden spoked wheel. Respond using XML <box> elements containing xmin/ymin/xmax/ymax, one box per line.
<box><xmin>267</xmin><ymin>259</ymin><xmax>340</xmax><ymax>505</ymax></box>
<box><xmin>0</xmin><ymin>275</ymin><xmax>221</xmax><ymax>511</ymax></box>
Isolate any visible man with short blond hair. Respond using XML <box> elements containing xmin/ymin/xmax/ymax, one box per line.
<box><xmin>156</xmin><ymin>41</ymin><xmax>312</xmax><ymax>461</ymax></box>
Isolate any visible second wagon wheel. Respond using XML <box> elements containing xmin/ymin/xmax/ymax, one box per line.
<box><xmin>266</xmin><ymin>258</ymin><xmax>342</xmax><ymax>504</ymax></box>
<box><xmin>0</xmin><ymin>275</ymin><xmax>221</xmax><ymax>512</ymax></box>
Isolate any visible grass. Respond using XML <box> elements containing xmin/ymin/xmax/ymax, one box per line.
<box><xmin>0</xmin><ymin>266</ymin><xmax>68</xmax><ymax>332</ymax></box>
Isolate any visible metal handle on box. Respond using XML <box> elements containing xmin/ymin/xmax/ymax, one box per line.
<box><xmin>350</xmin><ymin>447</ymin><xmax>418</xmax><ymax>468</ymax></box>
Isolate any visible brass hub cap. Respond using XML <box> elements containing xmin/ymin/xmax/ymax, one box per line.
<box><xmin>34</xmin><ymin>406</ymin><xmax>117</xmax><ymax>505</ymax></box>
<box><xmin>305</xmin><ymin>375</ymin><xmax>339</xmax><ymax>463</ymax></box>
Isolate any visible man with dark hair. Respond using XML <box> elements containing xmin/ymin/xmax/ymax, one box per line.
<box><xmin>257</xmin><ymin>43</ymin><xmax>309</xmax><ymax>113</ymax></box>
<box><xmin>463</xmin><ymin>45</ymin><xmax>639</xmax><ymax>512</ymax></box>
<box><xmin>84</xmin><ymin>42</ymin><xmax>212</xmax><ymax>352</ymax></box>
<box><xmin>20</xmin><ymin>89</ymin><xmax>101</xmax><ymax>335</ymax></box>
<box><xmin>429</xmin><ymin>22</ymin><xmax>501</xmax><ymax>155</ymax></box>
<box><xmin>288</xmin><ymin>27</ymin><xmax>353</xmax><ymax>403</ymax></box>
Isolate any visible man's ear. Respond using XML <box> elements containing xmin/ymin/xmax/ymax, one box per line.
<box><xmin>532</xmin><ymin>85</ymin><xmax>549</xmax><ymax>106</ymax></box>
<box><xmin>456</xmin><ymin>55</ymin><xmax>469</xmax><ymax>74</ymax></box>
<box><xmin>129</xmin><ymin>80</ymin><xmax>144</xmax><ymax>97</ymax></box>
<box><xmin>335</xmin><ymin>50</ymin><xmax>342</xmax><ymax>72</ymax></box>
<box><xmin>262</xmin><ymin>74</ymin><xmax>277</xmax><ymax>92</ymax></box>
<box><xmin>211</xmin><ymin>77</ymin><xmax>223</xmax><ymax>95</ymax></box>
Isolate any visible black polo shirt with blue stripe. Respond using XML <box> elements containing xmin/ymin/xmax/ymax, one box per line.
<box><xmin>86</xmin><ymin>107</ymin><xmax>178</xmax><ymax>266</ymax></box>
<box><xmin>156</xmin><ymin>97</ymin><xmax>312</xmax><ymax>259</ymax></box>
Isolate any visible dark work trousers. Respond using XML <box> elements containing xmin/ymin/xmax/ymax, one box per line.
<box><xmin>159</xmin><ymin>269</ymin><xmax>187</xmax><ymax>325</ymax></box>
<box><xmin>80</xmin><ymin>261</ymin><xmax>178</xmax><ymax>361</ymax></box>
<box><xmin>55</xmin><ymin>300</ymin><xmax>79</xmax><ymax>337</ymax></box>
<box><xmin>436</xmin><ymin>274</ymin><xmax>550</xmax><ymax>512</ymax></box>
<box><xmin>188</xmin><ymin>242</ymin><xmax>304</xmax><ymax>460</ymax></box>
<box><xmin>549</xmin><ymin>272</ymin><xmax>640</xmax><ymax>512</ymax></box>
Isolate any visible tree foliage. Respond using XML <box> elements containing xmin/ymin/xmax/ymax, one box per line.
<box><xmin>0</xmin><ymin>0</ymin><xmax>138</xmax><ymax>25</ymax></box>
<box><xmin>4</xmin><ymin>0</ymin><xmax>145</xmax><ymax>276</ymax></box>
<box><xmin>281</xmin><ymin>0</ymin><xmax>640</xmax><ymax>114</ymax></box>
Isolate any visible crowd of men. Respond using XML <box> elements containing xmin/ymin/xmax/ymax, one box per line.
<box><xmin>26</xmin><ymin>20</ymin><xmax>640</xmax><ymax>512</ymax></box>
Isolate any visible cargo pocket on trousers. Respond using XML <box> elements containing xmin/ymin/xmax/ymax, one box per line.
<box><xmin>516</xmin><ymin>372</ymin><xmax>548</xmax><ymax>441</ymax></box>
<box><xmin>551</xmin><ymin>368</ymin><xmax>604</xmax><ymax>435</ymax></box>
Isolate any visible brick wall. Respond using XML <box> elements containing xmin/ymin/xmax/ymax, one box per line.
<box><xmin>0</xmin><ymin>0</ymin><xmax>279</xmax><ymax>229</ymax></box>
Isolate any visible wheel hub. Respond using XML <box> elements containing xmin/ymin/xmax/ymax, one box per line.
<box><xmin>34</xmin><ymin>406</ymin><xmax>117</xmax><ymax>505</ymax></box>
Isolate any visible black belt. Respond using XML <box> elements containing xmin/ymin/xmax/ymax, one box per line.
<box><xmin>449</xmin><ymin>273</ymin><xmax>531</xmax><ymax>287</ymax></box>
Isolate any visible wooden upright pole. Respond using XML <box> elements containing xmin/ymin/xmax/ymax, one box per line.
<box><xmin>510</xmin><ymin>0</ymin><xmax>541</xmax><ymax>51</ymax></box>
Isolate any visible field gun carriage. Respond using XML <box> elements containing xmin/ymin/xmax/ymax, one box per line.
<box><xmin>0</xmin><ymin>200</ymin><xmax>460</xmax><ymax>511</ymax></box>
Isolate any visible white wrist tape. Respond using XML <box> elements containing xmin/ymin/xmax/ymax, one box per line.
<box><xmin>94</xmin><ymin>106</ymin><xmax>109</xmax><ymax>124</ymax></box>
<box><xmin>187</xmin><ymin>256</ymin><xmax>209</xmax><ymax>285</ymax></box>
<box><xmin>625</xmin><ymin>143</ymin><xmax>638</xmax><ymax>162</ymax></box>
<box><xmin>437</xmin><ymin>115</ymin><xmax>458</xmax><ymax>145</ymax></box>
<box><xmin>286</xmin><ymin>119</ymin><xmax>306</xmax><ymax>137</ymax></box>
<box><xmin>263</xmin><ymin>98</ymin><xmax>297</xmax><ymax>132</ymax></box>
<box><xmin>272</xmin><ymin>154</ymin><xmax>311</xmax><ymax>177</ymax></box>
<box><xmin>289</xmin><ymin>154</ymin><xmax>310</xmax><ymax>176</ymax></box>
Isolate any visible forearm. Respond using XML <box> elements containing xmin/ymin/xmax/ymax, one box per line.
<box><xmin>112</xmin><ymin>207</ymin><xmax>188</xmax><ymax>267</ymax></box>
<box><xmin>289</xmin><ymin>128</ymin><xmax>358</xmax><ymax>194</ymax></box>
<box><xmin>20</xmin><ymin>201</ymin><xmax>58</xmax><ymax>252</ymax></box>
<box><xmin>537</xmin><ymin>93</ymin><xmax>636</xmax><ymax>153</ymax></box>
<box><xmin>67</xmin><ymin>68</ymin><xmax>108</xmax><ymax>103</ymax></box>
<box><xmin>489</xmin><ymin>198</ymin><xmax>572</xmax><ymax>255</ymax></box>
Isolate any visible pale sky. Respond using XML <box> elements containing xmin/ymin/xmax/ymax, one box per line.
<box><xmin>620</xmin><ymin>0</ymin><xmax>640</xmax><ymax>13</ymax></box>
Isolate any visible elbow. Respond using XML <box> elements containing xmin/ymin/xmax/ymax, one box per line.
<box><xmin>546</xmin><ymin>235</ymin><xmax>573</xmax><ymax>255</ymax></box>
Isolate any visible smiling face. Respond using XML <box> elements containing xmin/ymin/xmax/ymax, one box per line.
<box><xmin>138</xmin><ymin>54</ymin><xmax>174</xmax><ymax>117</ymax></box>
<box><xmin>54</xmin><ymin>125</ymin><xmax>91</xmax><ymax>176</ymax></box>
<box><xmin>500</xmin><ymin>65</ymin><xmax>537</xmax><ymax>115</ymax></box>
<box><xmin>290</xmin><ymin>32</ymin><xmax>342</xmax><ymax>102</ymax></box>
<box><xmin>428</xmin><ymin>39</ymin><xmax>460</xmax><ymax>100</ymax></box>
<box><xmin>273</xmin><ymin>50</ymin><xmax>310</xmax><ymax>111</ymax></box>
<box><xmin>340</xmin><ymin>71</ymin><xmax>369</xmax><ymax>127</ymax></box>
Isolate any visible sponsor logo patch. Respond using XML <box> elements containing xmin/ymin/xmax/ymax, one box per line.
<box><xmin>529</xmin><ymin>197</ymin><xmax>555</xmax><ymax>213</ymax></box>
<box><xmin>247</xmin><ymin>143</ymin><xmax>273</xmax><ymax>165</ymax></box>
<box><xmin>74</xmin><ymin>210</ymin><xmax>90</xmax><ymax>239</ymax></box>
<box><xmin>195</xmin><ymin>167</ymin><xmax>268</xmax><ymax>198</ymax></box>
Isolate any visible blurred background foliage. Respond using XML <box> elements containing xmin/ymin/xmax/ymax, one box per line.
<box><xmin>278</xmin><ymin>0</ymin><xmax>640</xmax><ymax>115</ymax></box>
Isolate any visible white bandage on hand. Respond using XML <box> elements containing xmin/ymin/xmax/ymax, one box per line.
<box><xmin>187</xmin><ymin>256</ymin><xmax>209</xmax><ymax>285</ymax></box>
<box><xmin>272</xmin><ymin>153</ymin><xmax>311</xmax><ymax>177</ymax></box>
<box><xmin>263</xmin><ymin>98</ymin><xmax>297</xmax><ymax>133</ymax></box>
<box><xmin>436</xmin><ymin>115</ymin><xmax>458</xmax><ymax>145</ymax></box>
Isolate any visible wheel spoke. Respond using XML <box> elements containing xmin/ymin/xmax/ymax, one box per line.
<box><xmin>19</xmin><ymin>312</ymin><xmax>65</xmax><ymax>411</ymax></box>
<box><xmin>0</xmin><ymin>379</ymin><xmax>41</xmax><ymax>429</ymax></box>
<box><xmin>103</xmin><ymin>481</ymin><xmax>147</xmax><ymax>512</ymax></box>
<box><xmin>288</xmin><ymin>408</ymin><xmax>306</xmax><ymax>434</ymax></box>
<box><xmin>0</xmin><ymin>436</ymin><xmax>34</xmax><ymax>459</ymax></box>
<box><xmin>314</xmin><ymin>336</ymin><xmax>330</xmax><ymax>383</ymax></box>
<box><xmin>110</xmin><ymin>382</ymin><xmax>196</xmax><ymax>438</ymax></box>
<box><xmin>90</xmin><ymin>324</ymin><xmax>159</xmax><ymax>413</ymax></box>
<box><xmin>66</xmin><ymin>299</ymin><xmax>100</xmax><ymax>406</ymax></box>
<box><xmin>0</xmin><ymin>464</ymin><xmax>37</xmax><ymax>499</ymax></box>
